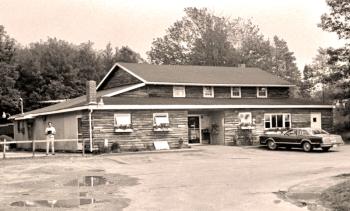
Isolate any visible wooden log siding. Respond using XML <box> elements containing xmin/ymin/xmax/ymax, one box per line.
<box><xmin>223</xmin><ymin>108</ymin><xmax>334</xmax><ymax>145</ymax></box>
<box><xmin>90</xmin><ymin>110</ymin><xmax>188</xmax><ymax>150</ymax></box>
<box><xmin>119</xmin><ymin>85</ymin><xmax>290</xmax><ymax>99</ymax></box>
<box><xmin>100</xmin><ymin>67</ymin><xmax>141</xmax><ymax>90</ymax></box>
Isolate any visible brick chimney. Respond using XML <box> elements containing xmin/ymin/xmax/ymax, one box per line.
<box><xmin>86</xmin><ymin>80</ymin><xmax>97</xmax><ymax>105</ymax></box>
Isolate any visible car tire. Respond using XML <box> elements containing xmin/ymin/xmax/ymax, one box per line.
<box><xmin>267</xmin><ymin>140</ymin><xmax>277</xmax><ymax>150</ymax></box>
<box><xmin>302</xmin><ymin>142</ymin><xmax>313</xmax><ymax>152</ymax></box>
<box><xmin>322</xmin><ymin>147</ymin><xmax>331</xmax><ymax>152</ymax></box>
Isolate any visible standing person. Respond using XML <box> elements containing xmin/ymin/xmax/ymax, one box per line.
<box><xmin>45</xmin><ymin>122</ymin><xmax>56</xmax><ymax>155</ymax></box>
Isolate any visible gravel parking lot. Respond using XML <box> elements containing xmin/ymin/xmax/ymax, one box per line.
<box><xmin>1</xmin><ymin>145</ymin><xmax>350</xmax><ymax>211</ymax></box>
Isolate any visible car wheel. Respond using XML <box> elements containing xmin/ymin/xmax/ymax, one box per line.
<box><xmin>322</xmin><ymin>147</ymin><xmax>331</xmax><ymax>152</ymax></box>
<box><xmin>267</xmin><ymin>140</ymin><xmax>277</xmax><ymax>150</ymax></box>
<box><xmin>302</xmin><ymin>142</ymin><xmax>313</xmax><ymax>152</ymax></box>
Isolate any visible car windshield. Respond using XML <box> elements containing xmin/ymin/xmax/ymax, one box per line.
<box><xmin>311</xmin><ymin>129</ymin><xmax>329</xmax><ymax>135</ymax></box>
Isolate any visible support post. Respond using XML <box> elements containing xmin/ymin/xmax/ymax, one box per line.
<box><xmin>3</xmin><ymin>138</ymin><xmax>6</xmax><ymax>159</ymax></box>
<box><xmin>32</xmin><ymin>139</ymin><xmax>35</xmax><ymax>158</ymax></box>
<box><xmin>82</xmin><ymin>138</ymin><xmax>85</xmax><ymax>157</ymax></box>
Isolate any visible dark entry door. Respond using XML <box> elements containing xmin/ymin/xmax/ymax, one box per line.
<box><xmin>188</xmin><ymin>116</ymin><xmax>200</xmax><ymax>144</ymax></box>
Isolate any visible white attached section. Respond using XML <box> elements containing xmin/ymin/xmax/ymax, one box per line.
<box><xmin>173</xmin><ymin>86</ymin><xmax>186</xmax><ymax>98</ymax></box>
<box><xmin>203</xmin><ymin>86</ymin><xmax>214</xmax><ymax>98</ymax></box>
<box><xmin>103</xmin><ymin>83</ymin><xmax>145</xmax><ymax>97</ymax></box>
<box><xmin>310</xmin><ymin>112</ymin><xmax>322</xmax><ymax>129</ymax></box>
<box><xmin>257</xmin><ymin>87</ymin><xmax>268</xmax><ymax>98</ymax></box>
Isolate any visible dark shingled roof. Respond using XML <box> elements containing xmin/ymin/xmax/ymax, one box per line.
<box><xmin>117</xmin><ymin>62</ymin><xmax>293</xmax><ymax>86</ymax></box>
<box><xmin>11</xmin><ymin>84</ymin><xmax>138</xmax><ymax>119</ymax></box>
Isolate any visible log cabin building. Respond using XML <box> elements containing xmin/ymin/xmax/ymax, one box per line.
<box><xmin>11</xmin><ymin>63</ymin><xmax>334</xmax><ymax>151</ymax></box>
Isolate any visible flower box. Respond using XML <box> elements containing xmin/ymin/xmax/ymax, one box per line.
<box><xmin>114</xmin><ymin>124</ymin><xmax>133</xmax><ymax>133</ymax></box>
<box><xmin>114</xmin><ymin>128</ymin><xmax>133</xmax><ymax>133</ymax></box>
<box><xmin>153</xmin><ymin>123</ymin><xmax>172</xmax><ymax>132</ymax></box>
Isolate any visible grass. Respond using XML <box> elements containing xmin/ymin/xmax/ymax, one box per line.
<box><xmin>320</xmin><ymin>180</ymin><xmax>350</xmax><ymax>211</ymax></box>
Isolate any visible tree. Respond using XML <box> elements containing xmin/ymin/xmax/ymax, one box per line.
<box><xmin>271</xmin><ymin>36</ymin><xmax>300</xmax><ymax>84</ymax></box>
<box><xmin>320</xmin><ymin>0</ymin><xmax>350</xmax><ymax>40</ymax></box>
<box><xmin>316</xmin><ymin>0</ymin><xmax>350</xmax><ymax>100</ymax></box>
<box><xmin>15</xmin><ymin>38</ymin><xmax>101</xmax><ymax>111</ymax></box>
<box><xmin>0</xmin><ymin>25</ymin><xmax>21</xmax><ymax>115</ymax></box>
<box><xmin>148</xmin><ymin>7</ymin><xmax>236</xmax><ymax>66</ymax></box>
<box><xmin>148</xmin><ymin>7</ymin><xmax>301</xmax><ymax>83</ymax></box>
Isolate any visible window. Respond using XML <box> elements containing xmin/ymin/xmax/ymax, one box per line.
<box><xmin>173</xmin><ymin>86</ymin><xmax>186</xmax><ymax>97</ymax></box>
<box><xmin>257</xmin><ymin>87</ymin><xmax>267</xmax><ymax>98</ymax></box>
<box><xmin>203</xmin><ymin>86</ymin><xmax>214</xmax><ymax>98</ymax></box>
<box><xmin>153</xmin><ymin>113</ymin><xmax>171</xmax><ymax>131</ymax></box>
<box><xmin>231</xmin><ymin>87</ymin><xmax>241</xmax><ymax>98</ymax></box>
<box><xmin>264</xmin><ymin>113</ymin><xmax>291</xmax><ymax>129</ymax></box>
<box><xmin>153</xmin><ymin>113</ymin><xmax>169</xmax><ymax>126</ymax></box>
<box><xmin>238</xmin><ymin>112</ymin><xmax>252</xmax><ymax>125</ymax></box>
<box><xmin>114</xmin><ymin>113</ymin><xmax>132</xmax><ymax>131</ymax></box>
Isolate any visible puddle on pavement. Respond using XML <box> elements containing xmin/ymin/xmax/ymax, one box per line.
<box><xmin>11</xmin><ymin>198</ymin><xmax>99</xmax><ymax>208</ymax></box>
<box><xmin>334</xmin><ymin>173</ymin><xmax>350</xmax><ymax>178</ymax></box>
<box><xmin>10</xmin><ymin>174</ymin><xmax>138</xmax><ymax>210</ymax></box>
<box><xmin>65</xmin><ymin>176</ymin><xmax>111</xmax><ymax>187</ymax></box>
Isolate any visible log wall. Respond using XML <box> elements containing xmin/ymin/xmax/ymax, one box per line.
<box><xmin>119</xmin><ymin>85</ymin><xmax>290</xmax><ymax>99</ymax></box>
<box><xmin>99</xmin><ymin>67</ymin><xmax>141</xmax><ymax>90</ymax></box>
<box><xmin>87</xmin><ymin>110</ymin><xmax>188</xmax><ymax>150</ymax></box>
<box><xmin>224</xmin><ymin>108</ymin><xmax>333</xmax><ymax>145</ymax></box>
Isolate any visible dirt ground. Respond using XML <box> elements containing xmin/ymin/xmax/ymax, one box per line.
<box><xmin>1</xmin><ymin>145</ymin><xmax>350</xmax><ymax>211</ymax></box>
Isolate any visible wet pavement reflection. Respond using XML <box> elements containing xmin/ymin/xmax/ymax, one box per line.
<box><xmin>11</xmin><ymin>198</ymin><xmax>98</xmax><ymax>208</ymax></box>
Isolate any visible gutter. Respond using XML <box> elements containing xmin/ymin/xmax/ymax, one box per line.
<box><xmin>88</xmin><ymin>108</ymin><xmax>93</xmax><ymax>152</ymax></box>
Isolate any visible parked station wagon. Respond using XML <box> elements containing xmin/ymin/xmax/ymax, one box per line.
<box><xmin>260</xmin><ymin>128</ymin><xmax>344</xmax><ymax>152</ymax></box>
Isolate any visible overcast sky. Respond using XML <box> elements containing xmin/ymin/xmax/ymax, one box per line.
<box><xmin>0</xmin><ymin>0</ymin><xmax>344</xmax><ymax>70</ymax></box>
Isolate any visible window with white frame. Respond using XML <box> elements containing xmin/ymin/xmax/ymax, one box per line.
<box><xmin>173</xmin><ymin>86</ymin><xmax>186</xmax><ymax>97</ymax></box>
<box><xmin>257</xmin><ymin>87</ymin><xmax>267</xmax><ymax>98</ymax></box>
<box><xmin>264</xmin><ymin>113</ymin><xmax>291</xmax><ymax>129</ymax></box>
<box><xmin>153</xmin><ymin>113</ymin><xmax>169</xmax><ymax>127</ymax></box>
<box><xmin>114</xmin><ymin>113</ymin><xmax>132</xmax><ymax>129</ymax></box>
<box><xmin>238</xmin><ymin>112</ymin><xmax>252</xmax><ymax>125</ymax></box>
<box><xmin>231</xmin><ymin>87</ymin><xmax>241</xmax><ymax>98</ymax></box>
<box><xmin>203</xmin><ymin>86</ymin><xmax>214</xmax><ymax>98</ymax></box>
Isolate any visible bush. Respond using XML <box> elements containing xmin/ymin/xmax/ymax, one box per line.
<box><xmin>111</xmin><ymin>142</ymin><xmax>121</xmax><ymax>153</ymax></box>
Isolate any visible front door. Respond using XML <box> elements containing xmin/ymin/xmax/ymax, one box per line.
<box><xmin>310</xmin><ymin>112</ymin><xmax>322</xmax><ymax>129</ymax></box>
<box><xmin>188</xmin><ymin>116</ymin><xmax>201</xmax><ymax>144</ymax></box>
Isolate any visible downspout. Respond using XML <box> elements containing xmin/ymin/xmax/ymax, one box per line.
<box><xmin>88</xmin><ymin>108</ymin><xmax>93</xmax><ymax>152</ymax></box>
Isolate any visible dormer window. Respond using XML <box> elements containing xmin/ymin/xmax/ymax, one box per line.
<box><xmin>257</xmin><ymin>87</ymin><xmax>267</xmax><ymax>98</ymax></box>
<box><xmin>231</xmin><ymin>87</ymin><xmax>241</xmax><ymax>98</ymax></box>
<box><xmin>173</xmin><ymin>86</ymin><xmax>186</xmax><ymax>97</ymax></box>
<box><xmin>203</xmin><ymin>86</ymin><xmax>214</xmax><ymax>98</ymax></box>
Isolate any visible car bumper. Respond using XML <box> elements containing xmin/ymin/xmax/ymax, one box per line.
<box><xmin>320</xmin><ymin>143</ymin><xmax>344</xmax><ymax>147</ymax></box>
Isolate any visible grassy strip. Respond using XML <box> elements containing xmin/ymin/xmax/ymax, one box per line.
<box><xmin>320</xmin><ymin>179</ymin><xmax>350</xmax><ymax>211</ymax></box>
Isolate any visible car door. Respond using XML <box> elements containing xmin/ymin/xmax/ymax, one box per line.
<box><xmin>282</xmin><ymin>129</ymin><xmax>298</xmax><ymax>144</ymax></box>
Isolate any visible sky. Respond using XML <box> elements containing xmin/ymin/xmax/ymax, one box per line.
<box><xmin>0</xmin><ymin>0</ymin><xmax>345</xmax><ymax>70</ymax></box>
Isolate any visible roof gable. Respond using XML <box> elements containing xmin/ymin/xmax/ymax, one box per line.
<box><xmin>98</xmin><ymin>63</ymin><xmax>294</xmax><ymax>87</ymax></box>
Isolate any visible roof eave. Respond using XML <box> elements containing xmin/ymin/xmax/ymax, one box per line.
<box><xmin>145</xmin><ymin>81</ymin><xmax>295</xmax><ymax>87</ymax></box>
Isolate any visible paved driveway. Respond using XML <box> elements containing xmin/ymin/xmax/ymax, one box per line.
<box><xmin>1</xmin><ymin>145</ymin><xmax>350</xmax><ymax>210</ymax></box>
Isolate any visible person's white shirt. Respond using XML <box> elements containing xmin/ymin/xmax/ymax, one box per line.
<box><xmin>45</xmin><ymin>126</ymin><xmax>56</xmax><ymax>138</ymax></box>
